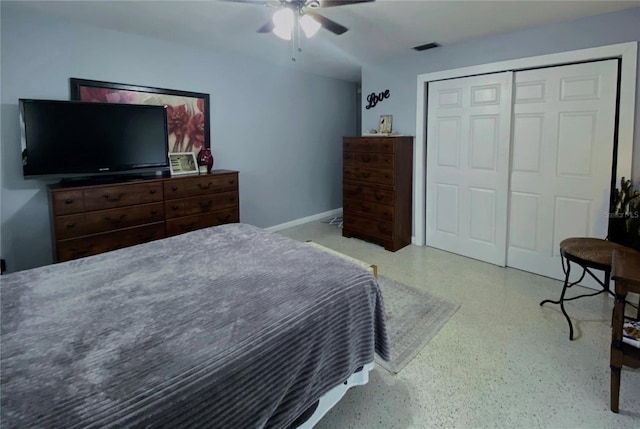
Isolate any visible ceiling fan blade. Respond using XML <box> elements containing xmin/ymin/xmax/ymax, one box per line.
<box><xmin>307</xmin><ymin>12</ymin><xmax>348</xmax><ymax>35</ymax></box>
<box><xmin>257</xmin><ymin>19</ymin><xmax>275</xmax><ymax>33</ymax></box>
<box><xmin>319</xmin><ymin>0</ymin><xmax>374</xmax><ymax>8</ymax></box>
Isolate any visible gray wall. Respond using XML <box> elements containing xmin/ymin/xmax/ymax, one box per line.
<box><xmin>0</xmin><ymin>5</ymin><xmax>357</xmax><ymax>272</ymax></box>
<box><xmin>361</xmin><ymin>7</ymin><xmax>640</xmax><ymax>182</ymax></box>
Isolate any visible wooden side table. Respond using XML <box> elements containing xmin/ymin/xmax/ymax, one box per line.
<box><xmin>610</xmin><ymin>249</ymin><xmax>640</xmax><ymax>413</ymax></box>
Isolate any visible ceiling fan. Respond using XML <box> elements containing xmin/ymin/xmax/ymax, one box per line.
<box><xmin>226</xmin><ymin>0</ymin><xmax>375</xmax><ymax>38</ymax></box>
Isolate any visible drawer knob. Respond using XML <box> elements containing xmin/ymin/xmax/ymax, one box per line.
<box><xmin>66</xmin><ymin>222</ymin><xmax>75</xmax><ymax>228</ymax></box>
<box><xmin>198</xmin><ymin>183</ymin><xmax>212</xmax><ymax>190</ymax></box>
<box><xmin>375</xmin><ymin>194</ymin><xmax>384</xmax><ymax>201</ymax></box>
<box><xmin>171</xmin><ymin>186</ymin><xmax>178</xmax><ymax>191</ymax></box>
<box><xmin>362</xmin><ymin>155</ymin><xmax>371</xmax><ymax>163</ymax></box>
<box><xmin>64</xmin><ymin>198</ymin><xmax>74</xmax><ymax>205</ymax></box>
<box><xmin>172</xmin><ymin>205</ymin><xmax>179</xmax><ymax>210</ymax></box>
<box><xmin>361</xmin><ymin>172</ymin><xmax>371</xmax><ymax>178</ymax></box>
<box><xmin>200</xmin><ymin>201</ymin><xmax>213</xmax><ymax>208</ymax></box>
<box><xmin>228</xmin><ymin>180</ymin><xmax>235</xmax><ymax>185</ymax></box>
<box><xmin>151</xmin><ymin>209</ymin><xmax>158</xmax><ymax>215</ymax></box>
<box><xmin>150</xmin><ymin>189</ymin><xmax>157</xmax><ymax>194</ymax></box>
<box><xmin>219</xmin><ymin>214</ymin><xmax>231</xmax><ymax>222</ymax></box>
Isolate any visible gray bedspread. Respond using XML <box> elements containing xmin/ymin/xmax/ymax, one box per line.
<box><xmin>1</xmin><ymin>223</ymin><xmax>389</xmax><ymax>428</ymax></box>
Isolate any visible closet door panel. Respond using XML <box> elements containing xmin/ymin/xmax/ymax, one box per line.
<box><xmin>507</xmin><ymin>60</ymin><xmax>618</xmax><ymax>283</ymax></box>
<box><xmin>426</xmin><ymin>72</ymin><xmax>513</xmax><ymax>266</ymax></box>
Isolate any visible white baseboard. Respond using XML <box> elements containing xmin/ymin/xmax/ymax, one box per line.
<box><xmin>265</xmin><ymin>208</ymin><xmax>342</xmax><ymax>232</ymax></box>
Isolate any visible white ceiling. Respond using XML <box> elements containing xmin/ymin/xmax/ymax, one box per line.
<box><xmin>7</xmin><ymin>0</ymin><xmax>639</xmax><ymax>82</ymax></box>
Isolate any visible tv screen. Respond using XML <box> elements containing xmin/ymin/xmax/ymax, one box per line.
<box><xmin>20</xmin><ymin>99</ymin><xmax>169</xmax><ymax>178</ymax></box>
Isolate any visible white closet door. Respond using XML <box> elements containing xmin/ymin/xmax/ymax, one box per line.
<box><xmin>426</xmin><ymin>72</ymin><xmax>513</xmax><ymax>266</ymax></box>
<box><xmin>507</xmin><ymin>60</ymin><xmax>618</xmax><ymax>281</ymax></box>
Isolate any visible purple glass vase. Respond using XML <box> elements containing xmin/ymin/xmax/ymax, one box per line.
<box><xmin>196</xmin><ymin>148</ymin><xmax>214</xmax><ymax>174</ymax></box>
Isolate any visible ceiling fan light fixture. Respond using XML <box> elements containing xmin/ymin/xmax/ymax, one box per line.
<box><xmin>272</xmin><ymin>8</ymin><xmax>294</xmax><ymax>40</ymax></box>
<box><xmin>300</xmin><ymin>15</ymin><xmax>321</xmax><ymax>38</ymax></box>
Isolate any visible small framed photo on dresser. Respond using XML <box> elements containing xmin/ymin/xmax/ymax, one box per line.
<box><xmin>169</xmin><ymin>152</ymin><xmax>198</xmax><ymax>176</ymax></box>
<box><xmin>378</xmin><ymin>115</ymin><xmax>392</xmax><ymax>134</ymax></box>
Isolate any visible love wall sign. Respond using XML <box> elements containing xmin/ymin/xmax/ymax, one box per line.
<box><xmin>365</xmin><ymin>89</ymin><xmax>390</xmax><ymax>110</ymax></box>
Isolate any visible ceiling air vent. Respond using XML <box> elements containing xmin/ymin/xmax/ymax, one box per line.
<box><xmin>413</xmin><ymin>42</ymin><xmax>440</xmax><ymax>52</ymax></box>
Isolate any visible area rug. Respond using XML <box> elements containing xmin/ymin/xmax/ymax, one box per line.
<box><xmin>375</xmin><ymin>275</ymin><xmax>460</xmax><ymax>374</ymax></box>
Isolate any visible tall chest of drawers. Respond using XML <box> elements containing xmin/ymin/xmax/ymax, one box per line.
<box><xmin>48</xmin><ymin>170</ymin><xmax>239</xmax><ymax>262</ymax></box>
<box><xmin>342</xmin><ymin>136</ymin><xmax>413</xmax><ymax>252</ymax></box>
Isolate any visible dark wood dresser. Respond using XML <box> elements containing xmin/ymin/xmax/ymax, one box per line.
<box><xmin>48</xmin><ymin>170</ymin><xmax>239</xmax><ymax>262</ymax></box>
<box><xmin>342</xmin><ymin>136</ymin><xmax>413</xmax><ymax>252</ymax></box>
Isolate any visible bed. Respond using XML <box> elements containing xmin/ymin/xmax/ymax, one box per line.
<box><xmin>1</xmin><ymin>223</ymin><xmax>389</xmax><ymax>428</ymax></box>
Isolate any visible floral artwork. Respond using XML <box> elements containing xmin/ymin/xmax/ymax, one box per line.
<box><xmin>70</xmin><ymin>79</ymin><xmax>210</xmax><ymax>155</ymax></box>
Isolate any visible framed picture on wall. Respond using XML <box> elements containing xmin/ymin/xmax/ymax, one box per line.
<box><xmin>70</xmin><ymin>78</ymin><xmax>210</xmax><ymax>157</ymax></box>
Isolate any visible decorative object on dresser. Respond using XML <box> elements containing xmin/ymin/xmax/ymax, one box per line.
<box><xmin>70</xmin><ymin>78</ymin><xmax>210</xmax><ymax>157</ymax></box>
<box><xmin>196</xmin><ymin>147</ymin><xmax>215</xmax><ymax>174</ymax></box>
<box><xmin>168</xmin><ymin>152</ymin><xmax>198</xmax><ymax>176</ymax></box>
<box><xmin>378</xmin><ymin>114</ymin><xmax>392</xmax><ymax>134</ymax></box>
<box><xmin>342</xmin><ymin>136</ymin><xmax>413</xmax><ymax>252</ymax></box>
<box><xmin>48</xmin><ymin>171</ymin><xmax>239</xmax><ymax>262</ymax></box>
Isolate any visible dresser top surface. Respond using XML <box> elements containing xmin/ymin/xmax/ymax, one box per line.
<box><xmin>49</xmin><ymin>170</ymin><xmax>238</xmax><ymax>191</ymax></box>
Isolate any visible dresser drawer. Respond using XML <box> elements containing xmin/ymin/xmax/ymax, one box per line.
<box><xmin>83</xmin><ymin>182</ymin><xmax>163</xmax><ymax>211</ymax></box>
<box><xmin>343</xmin><ymin>184</ymin><xmax>394</xmax><ymax>205</ymax></box>
<box><xmin>343</xmin><ymin>138</ymin><xmax>395</xmax><ymax>153</ymax></box>
<box><xmin>51</xmin><ymin>190</ymin><xmax>85</xmax><ymax>215</ymax></box>
<box><xmin>343</xmin><ymin>215</ymin><xmax>393</xmax><ymax>240</ymax></box>
<box><xmin>165</xmin><ymin>207</ymin><xmax>239</xmax><ymax>236</ymax></box>
<box><xmin>343</xmin><ymin>167</ymin><xmax>394</xmax><ymax>186</ymax></box>
<box><xmin>55</xmin><ymin>202</ymin><xmax>165</xmax><ymax>239</ymax></box>
<box><xmin>165</xmin><ymin>192</ymin><xmax>239</xmax><ymax>219</ymax></box>
<box><xmin>164</xmin><ymin>174</ymin><xmax>238</xmax><ymax>199</ymax></box>
<box><xmin>56</xmin><ymin>222</ymin><xmax>165</xmax><ymax>262</ymax></box>
<box><xmin>350</xmin><ymin>152</ymin><xmax>394</xmax><ymax>169</ymax></box>
<box><xmin>344</xmin><ymin>200</ymin><xmax>393</xmax><ymax>221</ymax></box>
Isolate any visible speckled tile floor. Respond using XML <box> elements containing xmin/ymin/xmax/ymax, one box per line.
<box><xmin>277</xmin><ymin>220</ymin><xmax>640</xmax><ymax>429</ymax></box>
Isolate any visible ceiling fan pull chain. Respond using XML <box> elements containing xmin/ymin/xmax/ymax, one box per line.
<box><xmin>297</xmin><ymin>11</ymin><xmax>302</xmax><ymax>54</ymax></box>
<box><xmin>291</xmin><ymin>11</ymin><xmax>299</xmax><ymax>62</ymax></box>
<box><xmin>291</xmin><ymin>25</ymin><xmax>296</xmax><ymax>61</ymax></box>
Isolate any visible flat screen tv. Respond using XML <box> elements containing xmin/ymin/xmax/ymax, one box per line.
<box><xmin>20</xmin><ymin>99</ymin><xmax>169</xmax><ymax>179</ymax></box>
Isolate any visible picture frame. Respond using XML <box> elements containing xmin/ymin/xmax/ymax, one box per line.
<box><xmin>70</xmin><ymin>78</ymin><xmax>210</xmax><ymax>157</ymax></box>
<box><xmin>169</xmin><ymin>152</ymin><xmax>198</xmax><ymax>176</ymax></box>
<box><xmin>378</xmin><ymin>115</ymin><xmax>392</xmax><ymax>134</ymax></box>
